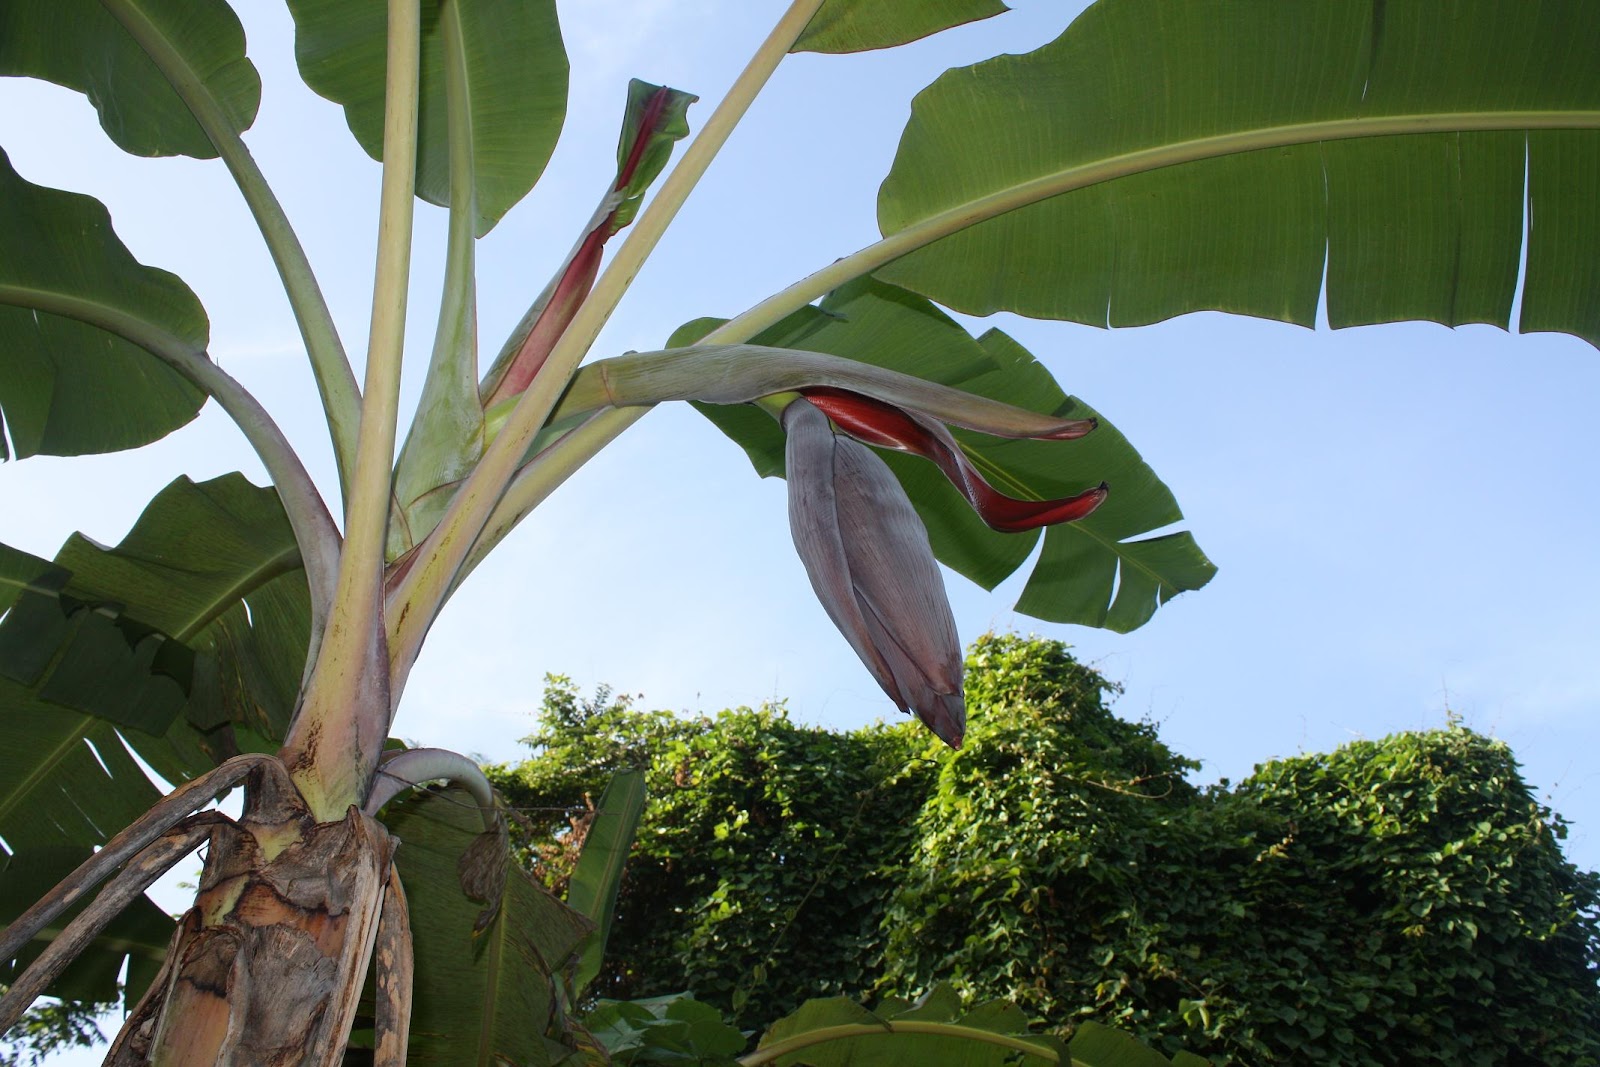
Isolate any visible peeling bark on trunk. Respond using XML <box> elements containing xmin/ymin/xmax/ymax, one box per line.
<box><xmin>106</xmin><ymin>767</ymin><xmax>395</xmax><ymax>1066</ymax></box>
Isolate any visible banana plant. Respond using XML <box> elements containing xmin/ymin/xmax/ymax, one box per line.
<box><xmin>0</xmin><ymin>0</ymin><xmax>1596</xmax><ymax>1063</ymax></box>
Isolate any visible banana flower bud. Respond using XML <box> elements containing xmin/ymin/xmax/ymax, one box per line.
<box><xmin>784</xmin><ymin>397</ymin><xmax>966</xmax><ymax>748</ymax></box>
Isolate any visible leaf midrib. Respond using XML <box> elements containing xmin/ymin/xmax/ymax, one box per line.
<box><xmin>477</xmin><ymin>902</ymin><xmax>506</xmax><ymax>1067</ymax></box>
<box><xmin>172</xmin><ymin>543</ymin><xmax>303</xmax><ymax>643</ymax></box>
<box><xmin>0</xmin><ymin>283</ymin><xmax>201</xmax><ymax>359</ymax></box>
<box><xmin>886</xmin><ymin>110</ymin><xmax>1600</xmax><ymax>241</ymax></box>
<box><xmin>723</xmin><ymin>109</ymin><xmax>1600</xmax><ymax>347</ymax></box>
<box><xmin>0</xmin><ymin>717</ymin><xmax>101</xmax><ymax>835</ymax></box>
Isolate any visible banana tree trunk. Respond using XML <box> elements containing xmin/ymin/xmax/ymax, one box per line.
<box><xmin>105</xmin><ymin>766</ymin><xmax>395</xmax><ymax>1066</ymax></box>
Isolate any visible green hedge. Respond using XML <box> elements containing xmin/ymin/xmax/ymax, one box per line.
<box><xmin>489</xmin><ymin>635</ymin><xmax>1600</xmax><ymax>1064</ymax></box>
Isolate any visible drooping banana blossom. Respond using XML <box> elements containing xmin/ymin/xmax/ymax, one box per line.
<box><xmin>781</xmin><ymin>381</ymin><xmax>1111</xmax><ymax>748</ymax></box>
<box><xmin>799</xmin><ymin>386</ymin><xmax>1108</xmax><ymax>533</ymax></box>
<box><xmin>784</xmin><ymin>397</ymin><xmax>966</xmax><ymax>747</ymax></box>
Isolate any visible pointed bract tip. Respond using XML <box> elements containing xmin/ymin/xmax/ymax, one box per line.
<box><xmin>916</xmin><ymin>694</ymin><xmax>966</xmax><ymax>750</ymax></box>
<box><xmin>980</xmin><ymin>480</ymin><xmax>1109</xmax><ymax>533</ymax></box>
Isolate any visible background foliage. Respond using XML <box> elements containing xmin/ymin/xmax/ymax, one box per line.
<box><xmin>491</xmin><ymin>634</ymin><xmax>1600</xmax><ymax>1065</ymax></box>
<box><xmin>0</xmin><ymin>992</ymin><xmax>105</xmax><ymax>1066</ymax></box>
<box><xmin>489</xmin><ymin>677</ymin><xmax>931</xmax><ymax>1022</ymax></box>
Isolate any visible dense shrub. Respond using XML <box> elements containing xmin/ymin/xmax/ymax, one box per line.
<box><xmin>488</xmin><ymin>680</ymin><xmax>932</xmax><ymax>1024</ymax></box>
<box><xmin>490</xmin><ymin>635</ymin><xmax>1600</xmax><ymax>1063</ymax></box>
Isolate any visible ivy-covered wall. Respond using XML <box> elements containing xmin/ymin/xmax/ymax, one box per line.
<box><xmin>489</xmin><ymin>635</ymin><xmax>1600</xmax><ymax>1065</ymax></box>
<box><xmin>491</xmin><ymin>678</ymin><xmax>930</xmax><ymax>1021</ymax></box>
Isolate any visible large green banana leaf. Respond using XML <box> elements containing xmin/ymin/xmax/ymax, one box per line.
<box><xmin>0</xmin><ymin>0</ymin><xmax>258</xmax><ymax>159</ymax></box>
<box><xmin>0</xmin><ymin>662</ymin><xmax>190</xmax><ymax>1010</ymax></box>
<box><xmin>0</xmin><ymin>680</ymin><xmax>169</xmax><ymax>858</ymax></box>
<box><xmin>564</xmin><ymin>769</ymin><xmax>646</xmax><ymax>994</ymax></box>
<box><xmin>0</xmin><ymin>473</ymin><xmax>307</xmax><ymax>844</ymax></box>
<box><xmin>793</xmin><ymin>0</ymin><xmax>1006</xmax><ymax>54</ymax></box>
<box><xmin>382</xmin><ymin>788</ymin><xmax>594</xmax><ymax>1067</ymax></box>
<box><xmin>876</xmin><ymin>0</ymin><xmax>1600</xmax><ymax>349</ymax></box>
<box><xmin>34</xmin><ymin>475</ymin><xmax>308</xmax><ymax>766</ymax></box>
<box><xmin>0</xmin><ymin>475</ymin><xmax>308</xmax><ymax>1009</ymax></box>
<box><xmin>0</xmin><ymin>149</ymin><xmax>208</xmax><ymax>460</ymax></box>
<box><xmin>0</xmin><ymin>545</ymin><xmax>189</xmax><ymax>740</ymax></box>
<box><xmin>0</xmin><ymin>663</ymin><xmax>191</xmax><ymax>1004</ymax></box>
<box><xmin>678</xmin><ymin>278</ymin><xmax>1214</xmax><ymax>631</ymax></box>
<box><xmin>285</xmin><ymin>0</ymin><xmax>568</xmax><ymax>236</ymax></box>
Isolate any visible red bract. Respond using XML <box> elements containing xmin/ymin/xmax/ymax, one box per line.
<box><xmin>483</xmin><ymin>86</ymin><xmax>695</xmax><ymax>409</ymax></box>
<box><xmin>801</xmin><ymin>387</ymin><xmax>1109</xmax><ymax>534</ymax></box>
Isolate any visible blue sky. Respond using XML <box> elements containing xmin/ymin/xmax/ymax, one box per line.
<box><xmin>4</xmin><ymin>7</ymin><xmax>1599</xmax><ymax>1054</ymax></box>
